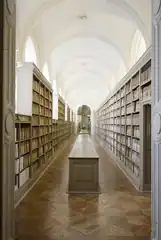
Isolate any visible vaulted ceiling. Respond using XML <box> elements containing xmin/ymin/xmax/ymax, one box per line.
<box><xmin>16</xmin><ymin>0</ymin><xmax>151</xmax><ymax>110</ymax></box>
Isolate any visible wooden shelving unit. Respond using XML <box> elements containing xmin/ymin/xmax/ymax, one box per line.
<box><xmin>58</xmin><ymin>95</ymin><xmax>65</xmax><ymax>121</ymax></box>
<box><xmin>15</xmin><ymin>114</ymin><xmax>31</xmax><ymax>191</ymax></box>
<box><xmin>53</xmin><ymin>96</ymin><xmax>73</xmax><ymax>149</ymax></box>
<box><xmin>52</xmin><ymin>119</ymin><xmax>59</xmax><ymax>153</ymax></box>
<box><xmin>15</xmin><ymin>63</ymin><xmax>53</xmax><ymax>197</ymax></box>
<box><xmin>31</xmin><ymin>74</ymin><xmax>53</xmax><ymax>175</ymax></box>
<box><xmin>67</xmin><ymin>105</ymin><xmax>70</xmax><ymax>122</ymax></box>
<box><xmin>52</xmin><ymin>118</ymin><xmax>73</xmax><ymax>154</ymax></box>
<box><xmin>95</xmin><ymin>48</ymin><xmax>152</xmax><ymax>190</ymax></box>
<box><xmin>15</xmin><ymin>63</ymin><xmax>75</xmax><ymax>202</ymax></box>
<box><xmin>57</xmin><ymin>95</ymin><xmax>65</xmax><ymax>148</ymax></box>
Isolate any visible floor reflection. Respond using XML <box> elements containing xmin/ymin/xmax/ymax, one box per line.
<box><xmin>15</xmin><ymin>137</ymin><xmax>151</xmax><ymax>240</ymax></box>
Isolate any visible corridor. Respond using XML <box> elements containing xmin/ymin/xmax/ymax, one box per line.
<box><xmin>15</xmin><ymin>138</ymin><xmax>151</xmax><ymax>240</ymax></box>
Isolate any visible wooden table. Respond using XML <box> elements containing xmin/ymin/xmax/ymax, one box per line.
<box><xmin>68</xmin><ymin>134</ymin><xmax>100</xmax><ymax>194</ymax></box>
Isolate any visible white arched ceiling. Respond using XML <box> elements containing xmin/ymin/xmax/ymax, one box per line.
<box><xmin>50</xmin><ymin>37</ymin><xmax>124</xmax><ymax>101</ymax></box>
<box><xmin>16</xmin><ymin>0</ymin><xmax>151</xmax><ymax>109</ymax></box>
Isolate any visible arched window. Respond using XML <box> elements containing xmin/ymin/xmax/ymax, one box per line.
<box><xmin>52</xmin><ymin>92</ymin><xmax>58</xmax><ymax>120</ymax></box>
<box><xmin>24</xmin><ymin>36</ymin><xmax>37</xmax><ymax>65</ymax></box>
<box><xmin>117</xmin><ymin>61</ymin><xmax>126</xmax><ymax>81</ymax></box>
<box><xmin>65</xmin><ymin>102</ymin><xmax>68</xmax><ymax>121</ymax></box>
<box><xmin>53</xmin><ymin>79</ymin><xmax>57</xmax><ymax>93</ymax></box>
<box><xmin>42</xmin><ymin>62</ymin><xmax>50</xmax><ymax>81</ymax></box>
<box><xmin>70</xmin><ymin>109</ymin><xmax>72</xmax><ymax>122</ymax></box>
<box><xmin>59</xmin><ymin>88</ymin><xmax>62</xmax><ymax>96</ymax></box>
<box><xmin>52</xmin><ymin>80</ymin><xmax>58</xmax><ymax>120</ymax></box>
<box><xmin>130</xmin><ymin>30</ymin><xmax>147</xmax><ymax>68</ymax></box>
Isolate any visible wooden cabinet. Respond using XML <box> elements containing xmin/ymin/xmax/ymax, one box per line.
<box><xmin>68</xmin><ymin>134</ymin><xmax>99</xmax><ymax>193</ymax></box>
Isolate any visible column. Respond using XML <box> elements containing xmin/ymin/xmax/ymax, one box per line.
<box><xmin>152</xmin><ymin>1</ymin><xmax>161</xmax><ymax>239</ymax></box>
<box><xmin>0</xmin><ymin>0</ymin><xmax>16</xmax><ymax>240</ymax></box>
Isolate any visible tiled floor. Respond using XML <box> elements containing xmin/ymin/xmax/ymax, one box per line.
<box><xmin>15</xmin><ymin>137</ymin><xmax>151</xmax><ymax>240</ymax></box>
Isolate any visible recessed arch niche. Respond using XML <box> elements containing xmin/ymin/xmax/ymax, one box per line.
<box><xmin>77</xmin><ymin>105</ymin><xmax>91</xmax><ymax>133</ymax></box>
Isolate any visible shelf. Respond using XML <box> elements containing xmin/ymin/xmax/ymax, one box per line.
<box><xmin>96</xmin><ymin>51</ymin><xmax>151</xmax><ymax>186</ymax></box>
<box><xmin>15</xmin><ymin>64</ymin><xmax>74</xmax><ymax>200</ymax></box>
<box><xmin>140</xmin><ymin>78</ymin><xmax>151</xmax><ymax>87</ymax></box>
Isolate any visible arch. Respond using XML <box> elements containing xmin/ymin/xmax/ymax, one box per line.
<box><xmin>57</xmin><ymin>55</ymin><xmax>119</xmax><ymax>90</ymax></box>
<box><xmin>117</xmin><ymin>61</ymin><xmax>127</xmax><ymax>81</ymax></box>
<box><xmin>107</xmin><ymin>0</ymin><xmax>150</xmax><ymax>46</ymax></box>
<box><xmin>77</xmin><ymin>105</ymin><xmax>91</xmax><ymax>131</ymax></box>
<box><xmin>77</xmin><ymin>105</ymin><xmax>91</xmax><ymax>116</ymax></box>
<box><xmin>75</xmin><ymin>104</ymin><xmax>93</xmax><ymax>112</ymax></box>
<box><xmin>130</xmin><ymin>29</ymin><xmax>147</xmax><ymax>68</ymax></box>
<box><xmin>20</xmin><ymin>0</ymin><xmax>150</xmax><ymax>61</ymax></box>
<box><xmin>58</xmin><ymin>87</ymin><xmax>62</xmax><ymax>96</ymax></box>
<box><xmin>48</xmin><ymin>35</ymin><xmax>128</xmax><ymax>72</ymax></box>
<box><xmin>42</xmin><ymin>62</ymin><xmax>50</xmax><ymax>81</ymax></box>
<box><xmin>24</xmin><ymin>36</ymin><xmax>37</xmax><ymax>65</ymax></box>
<box><xmin>52</xmin><ymin>79</ymin><xmax>57</xmax><ymax>93</ymax></box>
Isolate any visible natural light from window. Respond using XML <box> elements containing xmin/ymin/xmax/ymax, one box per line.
<box><xmin>130</xmin><ymin>30</ymin><xmax>147</xmax><ymax>68</ymax></box>
<box><xmin>24</xmin><ymin>36</ymin><xmax>37</xmax><ymax>65</ymax></box>
<box><xmin>43</xmin><ymin>62</ymin><xmax>50</xmax><ymax>81</ymax></box>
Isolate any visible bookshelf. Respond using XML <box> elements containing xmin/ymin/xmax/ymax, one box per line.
<box><xmin>95</xmin><ymin>47</ymin><xmax>152</xmax><ymax>190</ymax></box>
<box><xmin>57</xmin><ymin>95</ymin><xmax>65</xmax><ymax>148</ymax></box>
<box><xmin>52</xmin><ymin>119</ymin><xmax>59</xmax><ymax>153</ymax></box>
<box><xmin>15</xmin><ymin>114</ymin><xmax>31</xmax><ymax>191</ymax></box>
<box><xmin>52</xmin><ymin>120</ymin><xmax>73</xmax><ymax>150</ymax></box>
<box><xmin>15</xmin><ymin>63</ymin><xmax>53</xmax><ymax>198</ymax></box>
<box><xmin>53</xmin><ymin>96</ymin><xmax>73</xmax><ymax>149</ymax></box>
<box><xmin>58</xmin><ymin>95</ymin><xmax>65</xmax><ymax>121</ymax></box>
<box><xmin>15</xmin><ymin>63</ymin><xmax>75</xmax><ymax>203</ymax></box>
<box><xmin>67</xmin><ymin>105</ymin><xmax>70</xmax><ymax>122</ymax></box>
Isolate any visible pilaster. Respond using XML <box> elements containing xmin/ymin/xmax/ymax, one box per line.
<box><xmin>0</xmin><ymin>0</ymin><xmax>16</xmax><ymax>239</ymax></box>
<box><xmin>152</xmin><ymin>1</ymin><xmax>161</xmax><ymax>239</ymax></box>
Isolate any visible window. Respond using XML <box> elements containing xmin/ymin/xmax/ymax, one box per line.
<box><xmin>15</xmin><ymin>49</ymin><xmax>21</xmax><ymax>113</ymax></box>
<box><xmin>52</xmin><ymin>80</ymin><xmax>58</xmax><ymax>119</ymax></box>
<box><xmin>130</xmin><ymin>30</ymin><xmax>147</xmax><ymax>68</ymax></box>
<box><xmin>59</xmin><ymin>88</ymin><xmax>62</xmax><ymax>96</ymax></box>
<box><xmin>65</xmin><ymin>102</ymin><xmax>68</xmax><ymax>121</ymax></box>
<box><xmin>43</xmin><ymin>62</ymin><xmax>50</xmax><ymax>81</ymax></box>
<box><xmin>117</xmin><ymin>62</ymin><xmax>126</xmax><ymax>82</ymax></box>
<box><xmin>24</xmin><ymin>36</ymin><xmax>37</xmax><ymax>65</ymax></box>
<box><xmin>53</xmin><ymin>79</ymin><xmax>57</xmax><ymax>93</ymax></box>
<box><xmin>52</xmin><ymin>92</ymin><xmax>58</xmax><ymax>120</ymax></box>
<box><xmin>70</xmin><ymin>109</ymin><xmax>72</xmax><ymax>122</ymax></box>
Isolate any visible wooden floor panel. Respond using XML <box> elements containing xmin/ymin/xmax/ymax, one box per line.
<box><xmin>15</xmin><ymin>137</ymin><xmax>151</xmax><ymax>240</ymax></box>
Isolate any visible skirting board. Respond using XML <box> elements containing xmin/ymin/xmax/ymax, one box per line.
<box><xmin>15</xmin><ymin>136</ymin><xmax>74</xmax><ymax>208</ymax></box>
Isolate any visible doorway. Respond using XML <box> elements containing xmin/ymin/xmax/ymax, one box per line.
<box><xmin>77</xmin><ymin>105</ymin><xmax>91</xmax><ymax>134</ymax></box>
<box><xmin>143</xmin><ymin>104</ymin><xmax>151</xmax><ymax>191</ymax></box>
